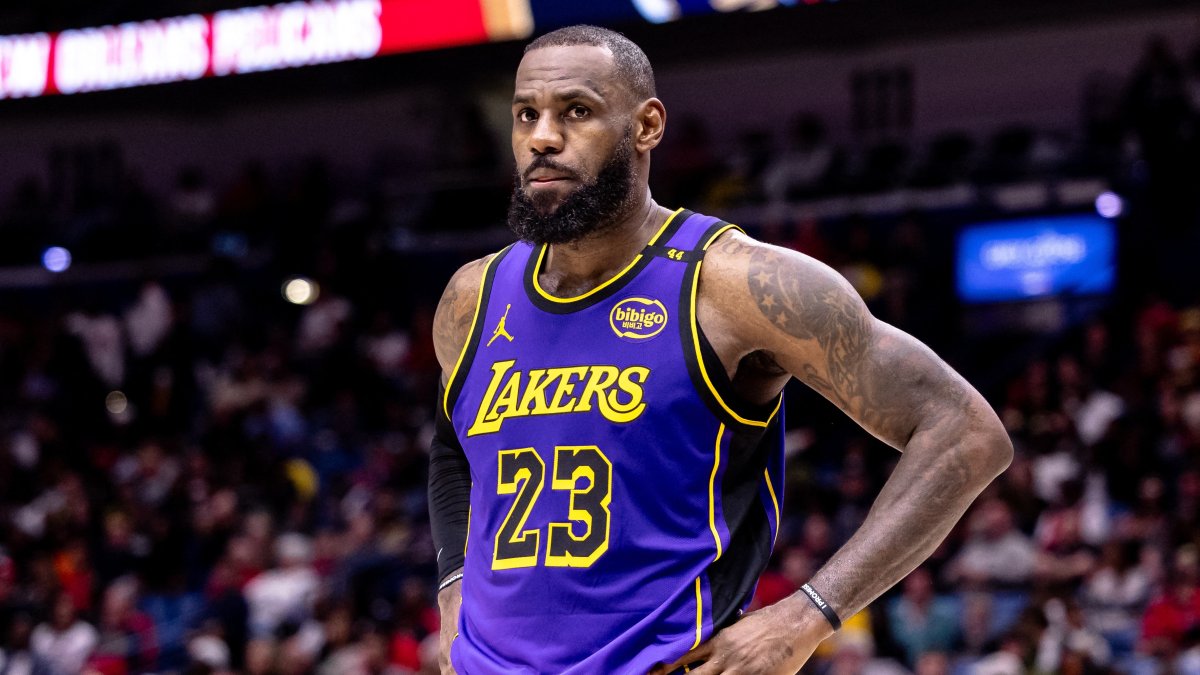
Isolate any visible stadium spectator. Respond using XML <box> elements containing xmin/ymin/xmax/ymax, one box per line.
<box><xmin>944</xmin><ymin>498</ymin><xmax>1037</xmax><ymax>590</ymax></box>
<box><xmin>750</xmin><ymin>546</ymin><xmax>811</xmax><ymax>610</ymax></box>
<box><xmin>31</xmin><ymin>591</ymin><xmax>98</xmax><ymax>675</ymax></box>
<box><xmin>972</xmin><ymin>623</ymin><xmax>1041</xmax><ymax>675</ymax></box>
<box><xmin>244</xmin><ymin>533</ymin><xmax>319</xmax><ymax>641</ymax></box>
<box><xmin>1140</xmin><ymin>544</ymin><xmax>1200</xmax><ymax>659</ymax></box>
<box><xmin>88</xmin><ymin>577</ymin><xmax>158</xmax><ymax>673</ymax></box>
<box><xmin>886</xmin><ymin>567</ymin><xmax>960</xmax><ymax>666</ymax></box>
<box><xmin>1034</xmin><ymin>597</ymin><xmax>1112</xmax><ymax>672</ymax></box>
<box><xmin>1082</xmin><ymin>540</ymin><xmax>1153</xmax><ymax>656</ymax></box>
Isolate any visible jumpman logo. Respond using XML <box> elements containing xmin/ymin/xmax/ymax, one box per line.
<box><xmin>487</xmin><ymin>304</ymin><xmax>515</xmax><ymax>346</ymax></box>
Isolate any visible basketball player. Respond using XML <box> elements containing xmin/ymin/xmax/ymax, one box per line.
<box><xmin>428</xmin><ymin>25</ymin><xmax>1012</xmax><ymax>674</ymax></box>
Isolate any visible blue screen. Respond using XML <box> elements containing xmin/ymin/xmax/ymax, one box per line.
<box><xmin>956</xmin><ymin>215</ymin><xmax>1115</xmax><ymax>303</ymax></box>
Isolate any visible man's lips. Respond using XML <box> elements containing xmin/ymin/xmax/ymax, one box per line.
<box><xmin>526</xmin><ymin>175</ymin><xmax>573</xmax><ymax>187</ymax></box>
<box><xmin>524</xmin><ymin>163</ymin><xmax>576</xmax><ymax>185</ymax></box>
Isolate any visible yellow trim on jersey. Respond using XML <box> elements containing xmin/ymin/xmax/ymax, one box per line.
<box><xmin>530</xmin><ymin>207</ymin><xmax>685</xmax><ymax>303</ymax></box>
<box><xmin>692</xmin><ymin>576</ymin><xmax>704</xmax><ymax>649</ymax></box>
<box><xmin>689</xmin><ymin>225</ymin><xmax>784</xmax><ymax>428</ymax></box>
<box><xmin>444</xmin><ymin>252</ymin><xmax>503</xmax><ymax>421</ymax></box>
<box><xmin>763</xmin><ymin>469</ymin><xmax>781</xmax><ymax>546</ymax></box>
<box><xmin>708</xmin><ymin>424</ymin><xmax>724</xmax><ymax>561</ymax></box>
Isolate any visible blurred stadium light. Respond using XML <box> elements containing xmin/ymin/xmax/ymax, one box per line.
<box><xmin>41</xmin><ymin>246</ymin><xmax>71</xmax><ymax>273</ymax></box>
<box><xmin>283</xmin><ymin>276</ymin><xmax>320</xmax><ymax>305</ymax></box>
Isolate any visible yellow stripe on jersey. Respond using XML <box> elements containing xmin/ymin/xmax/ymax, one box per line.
<box><xmin>692</xmin><ymin>576</ymin><xmax>704</xmax><ymax>649</ymax></box>
<box><xmin>689</xmin><ymin>225</ymin><xmax>784</xmax><ymax>428</ymax></box>
<box><xmin>708</xmin><ymin>424</ymin><xmax>725</xmax><ymax>561</ymax></box>
<box><xmin>764</xmin><ymin>468</ymin><xmax>781</xmax><ymax>546</ymax></box>
<box><xmin>444</xmin><ymin>252</ymin><xmax>504</xmax><ymax>422</ymax></box>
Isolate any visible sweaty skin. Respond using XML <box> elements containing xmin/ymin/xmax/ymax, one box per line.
<box><xmin>433</xmin><ymin>43</ymin><xmax>1012</xmax><ymax>675</ymax></box>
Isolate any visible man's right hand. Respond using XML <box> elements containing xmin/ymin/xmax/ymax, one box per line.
<box><xmin>438</xmin><ymin>574</ymin><xmax>463</xmax><ymax>674</ymax></box>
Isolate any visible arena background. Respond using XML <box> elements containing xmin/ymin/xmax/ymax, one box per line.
<box><xmin>1</xmin><ymin>0</ymin><xmax>1199</xmax><ymax>673</ymax></box>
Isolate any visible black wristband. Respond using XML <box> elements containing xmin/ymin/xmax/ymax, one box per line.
<box><xmin>438</xmin><ymin>572</ymin><xmax>464</xmax><ymax>593</ymax></box>
<box><xmin>800</xmin><ymin>583</ymin><xmax>842</xmax><ymax>631</ymax></box>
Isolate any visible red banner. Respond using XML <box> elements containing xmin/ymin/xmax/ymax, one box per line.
<box><xmin>0</xmin><ymin>0</ymin><xmax>522</xmax><ymax>99</ymax></box>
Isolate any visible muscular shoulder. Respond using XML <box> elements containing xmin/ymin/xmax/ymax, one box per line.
<box><xmin>433</xmin><ymin>254</ymin><xmax>496</xmax><ymax>376</ymax></box>
<box><xmin>699</xmin><ymin>229</ymin><xmax>866</xmax><ymax>357</ymax></box>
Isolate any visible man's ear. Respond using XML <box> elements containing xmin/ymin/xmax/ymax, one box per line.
<box><xmin>633</xmin><ymin>98</ymin><xmax>666</xmax><ymax>153</ymax></box>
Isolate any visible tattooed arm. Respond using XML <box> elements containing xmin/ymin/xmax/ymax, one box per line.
<box><xmin>430</xmin><ymin>255</ymin><xmax>493</xmax><ymax>675</ymax></box>
<box><xmin>654</xmin><ymin>232</ymin><xmax>1012</xmax><ymax>675</ymax></box>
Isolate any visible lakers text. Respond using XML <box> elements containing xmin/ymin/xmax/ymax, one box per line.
<box><xmin>468</xmin><ymin>360</ymin><xmax>650</xmax><ymax>436</ymax></box>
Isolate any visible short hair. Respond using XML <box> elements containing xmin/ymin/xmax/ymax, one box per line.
<box><xmin>524</xmin><ymin>25</ymin><xmax>656</xmax><ymax>101</ymax></box>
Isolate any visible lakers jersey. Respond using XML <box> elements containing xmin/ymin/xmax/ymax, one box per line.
<box><xmin>445</xmin><ymin>209</ymin><xmax>786</xmax><ymax>674</ymax></box>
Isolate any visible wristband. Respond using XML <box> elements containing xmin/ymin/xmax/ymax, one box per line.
<box><xmin>438</xmin><ymin>572</ymin><xmax>464</xmax><ymax>592</ymax></box>
<box><xmin>800</xmin><ymin>583</ymin><xmax>842</xmax><ymax>631</ymax></box>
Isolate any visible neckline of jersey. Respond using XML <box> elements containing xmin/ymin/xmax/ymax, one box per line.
<box><xmin>525</xmin><ymin>207</ymin><xmax>686</xmax><ymax>312</ymax></box>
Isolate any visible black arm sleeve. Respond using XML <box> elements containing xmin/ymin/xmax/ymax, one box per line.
<box><xmin>429</xmin><ymin>382</ymin><xmax>471</xmax><ymax>584</ymax></box>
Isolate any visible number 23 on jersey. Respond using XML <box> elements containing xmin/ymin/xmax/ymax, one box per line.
<box><xmin>492</xmin><ymin>445</ymin><xmax>612</xmax><ymax>570</ymax></box>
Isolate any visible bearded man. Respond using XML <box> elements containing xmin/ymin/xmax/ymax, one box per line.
<box><xmin>427</xmin><ymin>24</ymin><xmax>1012</xmax><ymax>675</ymax></box>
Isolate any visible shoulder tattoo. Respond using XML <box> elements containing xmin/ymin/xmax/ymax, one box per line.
<box><xmin>746</xmin><ymin>246</ymin><xmax>871</xmax><ymax>407</ymax></box>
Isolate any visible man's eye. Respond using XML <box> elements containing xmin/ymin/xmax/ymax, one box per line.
<box><xmin>517</xmin><ymin>109</ymin><xmax>537</xmax><ymax>123</ymax></box>
<box><xmin>567</xmin><ymin>105</ymin><xmax>589</xmax><ymax>119</ymax></box>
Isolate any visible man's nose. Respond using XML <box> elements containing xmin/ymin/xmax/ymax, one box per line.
<box><xmin>529</xmin><ymin>113</ymin><xmax>563</xmax><ymax>155</ymax></box>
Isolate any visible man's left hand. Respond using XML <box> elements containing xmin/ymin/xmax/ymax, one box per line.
<box><xmin>647</xmin><ymin>600</ymin><xmax>831</xmax><ymax>675</ymax></box>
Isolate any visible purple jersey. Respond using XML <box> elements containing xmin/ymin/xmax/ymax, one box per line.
<box><xmin>445</xmin><ymin>209</ymin><xmax>785</xmax><ymax>674</ymax></box>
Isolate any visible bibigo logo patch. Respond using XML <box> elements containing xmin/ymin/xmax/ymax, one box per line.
<box><xmin>610</xmin><ymin>297</ymin><xmax>669</xmax><ymax>340</ymax></box>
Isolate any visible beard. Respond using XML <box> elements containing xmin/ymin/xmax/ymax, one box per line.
<box><xmin>506</xmin><ymin>131</ymin><xmax>637</xmax><ymax>245</ymax></box>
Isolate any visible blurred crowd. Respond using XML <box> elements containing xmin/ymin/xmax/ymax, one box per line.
<box><xmin>752</xmin><ymin>298</ymin><xmax>1200</xmax><ymax>675</ymax></box>
<box><xmin>0</xmin><ymin>146</ymin><xmax>450</xmax><ymax>672</ymax></box>
<box><xmin>0</xmin><ymin>260</ymin><xmax>445</xmax><ymax>675</ymax></box>
<box><xmin>0</xmin><ymin>31</ymin><xmax>1199</xmax><ymax>675</ymax></box>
